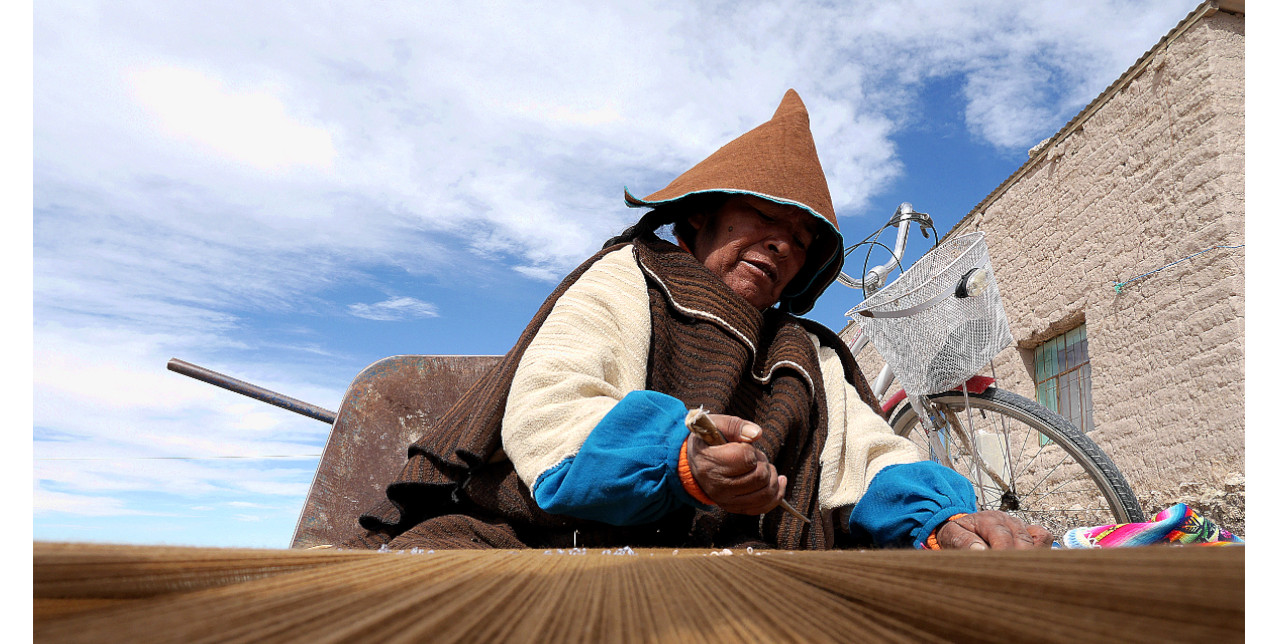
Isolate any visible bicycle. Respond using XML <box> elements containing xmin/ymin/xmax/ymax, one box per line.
<box><xmin>837</xmin><ymin>203</ymin><xmax>1145</xmax><ymax>534</ymax></box>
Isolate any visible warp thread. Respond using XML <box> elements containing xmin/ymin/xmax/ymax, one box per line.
<box><xmin>35</xmin><ymin>541</ymin><xmax>1243</xmax><ymax>643</ymax></box>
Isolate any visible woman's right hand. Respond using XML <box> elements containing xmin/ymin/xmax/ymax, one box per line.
<box><xmin>686</xmin><ymin>414</ymin><xmax>787</xmax><ymax>515</ymax></box>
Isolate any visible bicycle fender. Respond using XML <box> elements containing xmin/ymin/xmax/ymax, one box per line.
<box><xmin>879</xmin><ymin>375</ymin><xmax>997</xmax><ymax>415</ymax></box>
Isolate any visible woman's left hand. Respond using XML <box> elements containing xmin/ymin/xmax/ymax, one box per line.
<box><xmin>935</xmin><ymin>510</ymin><xmax>1053</xmax><ymax>549</ymax></box>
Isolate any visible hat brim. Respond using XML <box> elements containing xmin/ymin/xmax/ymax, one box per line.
<box><xmin>624</xmin><ymin>187</ymin><xmax>844</xmax><ymax>315</ymax></box>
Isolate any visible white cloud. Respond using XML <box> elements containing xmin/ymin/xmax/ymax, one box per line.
<box><xmin>347</xmin><ymin>296</ymin><xmax>440</xmax><ymax>321</ymax></box>
<box><xmin>129</xmin><ymin>65</ymin><xmax>337</xmax><ymax>172</ymax></box>
<box><xmin>35</xmin><ymin>0</ymin><xmax>1198</xmax><ymax>304</ymax></box>
<box><xmin>34</xmin><ymin>323</ymin><xmax>333</xmax><ymax>524</ymax></box>
<box><xmin>34</xmin><ymin>324</ymin><xmax>341</xmax><ymax>424</ymax></box>
<box><xmin>842</xmin><ymin>0</ymin><xmax>1197</xmax><ymax>153</ymax></box>
<box><xmin>34</xmin><ymin>489</ymin><xmax>150</xmax><ymax>517</ymax></box>
<box><xmin>238</xmin><ymin>480</ymin><xmax>312</xmax><ymax>497</ymax></box>
<box><xmin>962</xmin><ymin>63</ymin><xmax>1061</xmax><ymax>149</ymax></box>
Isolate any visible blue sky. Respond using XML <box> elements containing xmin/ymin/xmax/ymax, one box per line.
<box><xmin>32</xmin><ymin>0</ymin><xmax>1207</xmax><ymax>548</ymax></box>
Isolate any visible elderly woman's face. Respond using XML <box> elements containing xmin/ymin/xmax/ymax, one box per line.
<box><xmin>687</xmin><ymin>195</ymin><xmax>817</xmax><ymax>310</ymax></box>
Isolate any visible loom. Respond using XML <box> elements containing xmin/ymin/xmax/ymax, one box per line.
<box><xmin>34</xmin><ymin>541</ymin><xmax>1243</xmax><ymax>642</ymax></box>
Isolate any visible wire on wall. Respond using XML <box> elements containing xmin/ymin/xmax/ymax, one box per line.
<box><xmin>1112</xmin><ymin>244</ymin><xmax>1244</xmax><ymax>293</ymax></box>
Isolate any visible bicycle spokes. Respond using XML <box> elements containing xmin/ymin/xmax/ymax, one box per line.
<box><xmin>897</xmin><ymin>391</ymin><xmax>1140</xmax><ymax>534</ymax></box>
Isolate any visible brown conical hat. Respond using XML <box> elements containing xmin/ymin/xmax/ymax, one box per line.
<box><xmin>624</xmin><ymin>89</ymin><xmax>843</xmax><ymax>315</ymax></box>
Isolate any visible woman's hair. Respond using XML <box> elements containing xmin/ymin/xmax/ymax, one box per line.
<box><xmin>602</xmin><ymin>193</ymin><xmax>730</xmax><ymax>251</ymax></box>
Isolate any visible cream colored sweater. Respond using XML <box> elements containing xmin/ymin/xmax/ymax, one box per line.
<box><xmin>501</xmin><ymin>245</ymin><xmax>920</xmax><ymax>515</ymax></box>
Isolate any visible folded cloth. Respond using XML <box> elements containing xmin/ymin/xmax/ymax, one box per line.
<box><xmin>1060</xmin><ymin>503</ymin><xmax>1244</xmax><ymax>548</ymax></box>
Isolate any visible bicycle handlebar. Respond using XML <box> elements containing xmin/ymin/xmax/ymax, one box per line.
<box><xmin>837</xmin><ymin>202</ymin><xmax>934</xmax><ymax>295</ymax></box>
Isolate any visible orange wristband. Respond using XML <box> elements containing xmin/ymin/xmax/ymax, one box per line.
<box><xmin>925</xmin><ymin>513</ymin><xmax>970</xmax><ymax>550</ymax></box>
<box><xmin>678</xmin><ymin>436</ymin><xmax>716</xmax><ymax>506</ymax></box>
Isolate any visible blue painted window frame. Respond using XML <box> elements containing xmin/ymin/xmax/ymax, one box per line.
<box><xmin>1034</xmin><ymin>324</ymin><xmax>1094</xmax><ymax>444</ymax></box>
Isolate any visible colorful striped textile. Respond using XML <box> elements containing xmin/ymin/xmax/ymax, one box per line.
<box><xmin>1061</xmin><ymin>503</ymin><xmax>1243</xmax><ymax>549</ymax></box>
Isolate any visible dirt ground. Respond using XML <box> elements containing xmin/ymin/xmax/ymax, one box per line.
<box><xmin>1134</xmin><ymin>474</ymin><xmax>1245</xmax><ymax>540</ymax></box>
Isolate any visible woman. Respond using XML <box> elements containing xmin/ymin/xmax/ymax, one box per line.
<box><xmin>344</xmin><ymin>90</ymin><xmax>1049</xmax><ymax>551</ymax></box>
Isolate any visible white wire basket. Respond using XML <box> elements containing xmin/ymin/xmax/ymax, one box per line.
<box><xmin>847</xmin><ymin>232</ymin><xmax>1013</xmax><ymax>396</ymax></box>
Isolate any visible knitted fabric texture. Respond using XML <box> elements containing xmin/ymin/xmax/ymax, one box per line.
<box><xmin>502</xmin><ymin>247</ymin><xmax>651</xmax><ymax>486</ymax></box>
<box><xmin>624</xmin><ymin>89</ymin><xmax>842</xmax><ymax>315</ymax></box>
<box><xmin>502</xmin><ymin>243</ymin><xmax>908</xmax><ymax>518</ymax></box>
<box><xmin>809</xmin><ymin>335</ymin><xmax>908</xmax><ymax>512</ymax></box>
<box><xmin>343</xmin><ymin>236</ymin><xmax>882</xmax><ymax>551</ymax></box>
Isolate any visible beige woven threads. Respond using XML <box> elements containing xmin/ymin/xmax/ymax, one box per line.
<box><xmin>35</xmin><ymin>542</ymin><xmax>1243</xmax><ymax>643</ymax></box>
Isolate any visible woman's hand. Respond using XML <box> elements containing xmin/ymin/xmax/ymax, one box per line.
<box><xmin>935</xmin><ymin>510</ymin><xmax>1053</xmax><ymax>550</ymax></box>
<box><xmin>686</xmin><ymin>414</ymin><xmax>786</xmax><ymax>515</ymax></box>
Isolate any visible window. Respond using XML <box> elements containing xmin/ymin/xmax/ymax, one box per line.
<box><xmin>1034</xmin><ymin>324</ymin><xmax>1093</xmax><ymax>434</ymax></box>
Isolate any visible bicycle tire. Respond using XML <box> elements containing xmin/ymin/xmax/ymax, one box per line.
<box><xmin>889</xmin><ymin>387</ymin><xmax>1145</xmax><ymax>533</ymax></box>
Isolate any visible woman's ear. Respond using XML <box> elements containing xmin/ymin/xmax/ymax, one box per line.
<box><xmin>686</xmin><ymin>212</ymin><xmax>709</xmax><ymax>232</ymax></box>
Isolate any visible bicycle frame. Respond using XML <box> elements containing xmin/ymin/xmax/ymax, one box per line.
<box><xmin>845</xmin><ymin>326</ymin><xmax>956</xmax><ymax>470</ymax></box>
<box><xmin>849</xmin><ymin>324</ymin><xmax>1012</xmax><ymax>499</ymax></box>
<box><xmin>840</xmin><ymin>203</ymin><xmax>1014</xmax><ymax>503</ymax></box>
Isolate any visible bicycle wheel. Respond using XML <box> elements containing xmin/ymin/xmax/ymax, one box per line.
<box><xmin>889</xmin><ymin>387</ymin><xmax>1144</xmax><ymax>535</ymax></box>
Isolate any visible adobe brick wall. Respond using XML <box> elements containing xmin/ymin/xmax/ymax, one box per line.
<box><xmin>841</xmin><ymin>8</ymin><xmax>1245</xmax><ymax>535</ymax></box>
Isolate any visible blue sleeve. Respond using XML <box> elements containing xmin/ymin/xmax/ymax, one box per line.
<box><xmin>530</xmin><ymin>390</ymin><xmax>707</xmax><ymax>525</ymax></box>
<box><xmin>847</xmin><ymin>461</ymin><xmax>977</xmax><ymax>548</ymax></box>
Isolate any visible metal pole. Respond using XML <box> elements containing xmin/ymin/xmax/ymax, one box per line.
<box><xmin>167</xmin><ymin>358</ymin><xmax>337</xmax><ymax>425</ymax></box>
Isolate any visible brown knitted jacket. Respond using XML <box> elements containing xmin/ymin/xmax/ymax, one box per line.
<box><xmin>343</xmin><ymin>236</ymin><xmax>881</xmax><ymax>551</ymax></box>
